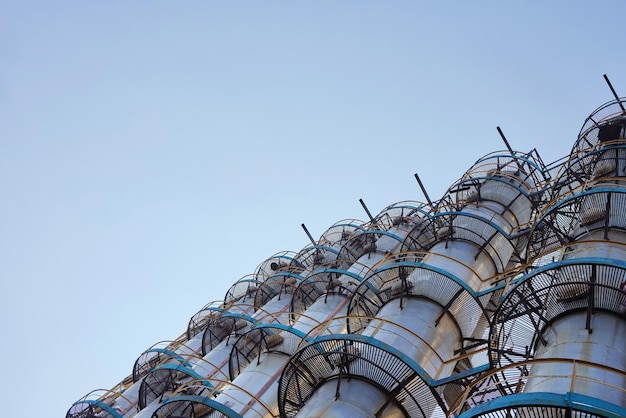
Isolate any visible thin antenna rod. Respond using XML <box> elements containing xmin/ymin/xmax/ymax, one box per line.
<box><xmin>414</xmin><ymin>173</ymin><xmax>433</xmax><ymax>207</ymax></box>
<box><xmin>497</xmin><ymin>126</ymin><xmax>514</xmax><ymax>155</ymax></box>
<box><xmin>301</xmin><ymin>223</ymin><xmax>316</xmax><ymax>245</ymax></box>
<box><xmin>603</xmin><ymin>74</ymin><xmax>625</xmax><ymax>112</ymax></box>
<box><xmin>359</xmin><ymin>198</ymin><xmax>375</xmax><ymax>222</ymax></box>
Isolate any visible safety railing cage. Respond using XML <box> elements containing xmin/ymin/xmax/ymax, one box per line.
<box><xmin>371</xmin><ymin>200</ymin><xmax>431</xmax><ymax>232</ymax></box>
<box><xmin>346</xmin><ymin>253</ymin><xmax>491</xmax><ymax>340</ymax></box>
<box><xmin>138</xmin><ymin>364</ymin><xmax>213</xmax><ymax>410</ymax></box>
<box><xmin>253</xmin><ymin>269</ymin><xmax>305</xmax><ymax>309</ymax></box>
<box><xmin>293</xmin><ymin>243</ymin><xmax>341</xmax><ymax>270</ymax></box>
<box><xmin>228</xmin><ymin>323</ymin><xmax>307</xmax><ymax>380</ymax></box>
<box><xmin>448</xmin><ymin>358</ymin><xmax>626</xmax><ymax>418</ymax></box>
<box><xmin>278</xmin><ymin>334</ymin><xmax>447</xmax><ymax>418</ymax></box>
<box><xmin>201</xmin><ymin>312</ymin><xmax>255</xmax><ymax>355</ymax></box>
<box><xmin>290</xmin><ymin>265</ymin><xmax>360</xmax><ymax>313</ymax></box>
<box><xmin>574</xmin><ymin>98</ymin><xmax>626</xmax><ymax>155</ymax></box>
<box><xmin>223</xmin><ymin>275</ymin><xmax>262</xmax><ymax>306</ymax></box>
<box><xmin>66</xmin><ymin>389</ymin><xmax>136</xmax><ymax>418</ymax></box>
<box><xmin>187</xmin><ymin>301</ymin><xmax>225</xmax><ymax>340</ymax></box>
<box><xmin>316</xmin><ymin>219</ymin><xmax>366</xmax><ymax>248</ymax></box>
<box><xmin>253</xmin><ymin>251</ymin><xmax>304</xmax><ymax>283</ymax></box>
<box><xmin>528</xmin><ymin>186</ymin><xmax>626</xmax><ymax>259</ymax></box>
<box><xmin>133</xmin><ymin>346</ymin><xmax>192</xmax><ymax>383</ymax></box>
<box><xmin>437</xmin><ymin>150</ymin><xmax>548</xmax><ymax>213</ymax></box>
<box><xmin>489</xmin><ymin>256</ymin><xmax>626</xmax><ymax>371</ymax></box>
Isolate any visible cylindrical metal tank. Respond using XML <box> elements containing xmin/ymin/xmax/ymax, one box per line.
<box><xmin>294</xmin><ymin>379</ymin><xmax>406</xmax><ymax>417</ymax></box>
<box><xmin>467</xmin><ymin>99</ymin><xmax>626</xmax><ymax>418</ymax></box>
<box><xmin>278</xmin><ymin>152</ymin><xmax>545</xmax><ymax>418</ymax></box>
<box><xmin>524</xmin><ymin>311</ymin><xmax>626</xmax><ymax>408</ymax></box>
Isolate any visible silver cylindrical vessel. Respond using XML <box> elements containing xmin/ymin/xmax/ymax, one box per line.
<box><xmin>524</xmin><ymin>311</ymin><xmax>626</xmax><ymax>408</ymax></box>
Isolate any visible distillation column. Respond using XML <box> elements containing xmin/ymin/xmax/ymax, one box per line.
<box><xmin>181</xmin><ymin>204</ymin><xmax>427</xmax><ymax>417</ymax></box>
<box><xmin>142</xmin><ymin>206</ymin><xmax>425</xmax><ymax>417</ymax></box>
<box><xmin>279</xmin><ymin>150</ymin><xmax>547</xmax><ymax>417</ymax></box>
<box><xmin>454</xmin><ymin>99</ymin><xmax>626</xmax><ymax>418</ymax></box>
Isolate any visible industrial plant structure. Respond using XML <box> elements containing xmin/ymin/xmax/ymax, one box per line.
<box><xmin>68</xmin><ymin>86</ymin><xmax>626</xmax><ymax>417</ymax></box>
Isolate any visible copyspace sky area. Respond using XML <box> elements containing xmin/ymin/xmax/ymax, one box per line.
<box><xmin>1</xmin><ymin>2</ymin><xmax>625</xmax><ymax>416</ymax></box>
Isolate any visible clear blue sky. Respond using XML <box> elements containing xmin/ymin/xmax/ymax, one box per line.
<box><xmin>1</xmin><ymin>2</ymin><xmax>625</xmax><ymax>416</ymax></box>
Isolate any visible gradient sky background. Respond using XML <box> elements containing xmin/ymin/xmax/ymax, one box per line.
<box><xmin>2</xmin><ymin>2</ymin><xmax>626</xmax><ymax>416</ymax></box>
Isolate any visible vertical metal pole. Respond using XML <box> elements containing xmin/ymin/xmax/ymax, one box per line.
<box><xmin>301</xmin><ymin>223</ymin><xmax>317</xmax><ymax>245</ymax></box>
<box><xmin>603</xmin><ymin>74</ymin><xmax>625</xmax><ymax>112</ymax></box>
<box><xmin>359</xmin><ymin>198</ymin><xmax>375</xmax><ymax>223</ymax></box>
<box><xmin>414</xmin><ymin>173</ymin><xmax>434</xmax><ymax>208</ymax></box>
<box><xmin>497</xmin><ymin>126</ymin><xmax>515</xmax><ymax>155</ymax></box>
